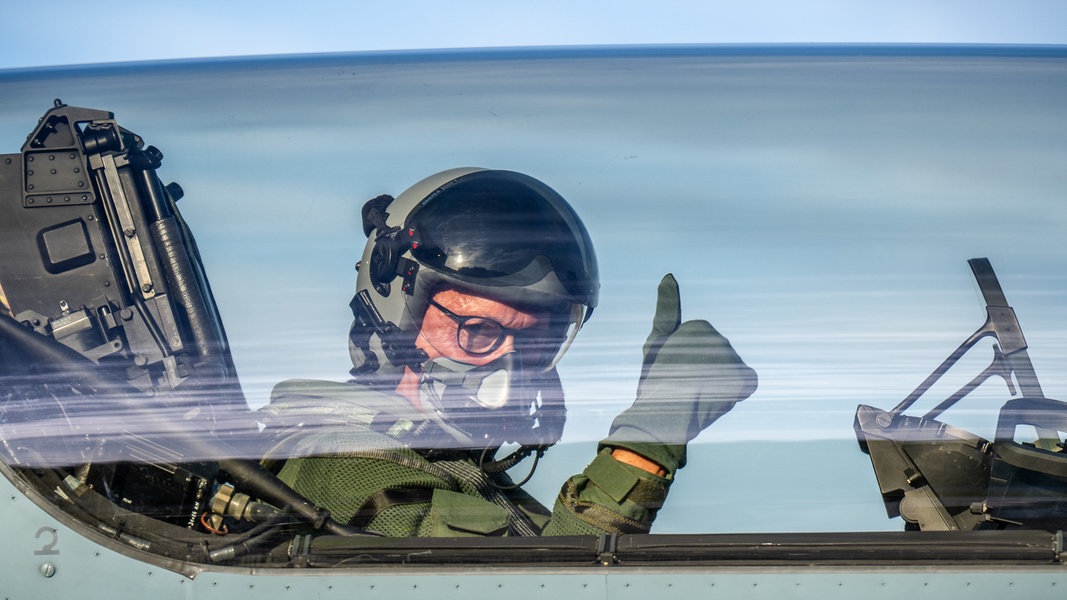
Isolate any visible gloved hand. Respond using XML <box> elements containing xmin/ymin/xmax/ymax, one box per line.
<box><xmin>602</xmin><ymin>274</ymin><xmax>757</xmax><ymax>474</ymax></box>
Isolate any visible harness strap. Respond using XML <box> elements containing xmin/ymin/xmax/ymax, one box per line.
<box><xmin>433</xmin><ymin>458</ymin><xmax>542</xmax><ymax>537</ymax></box>
<box><xmin>347</xmin><ymin>487</ymin><xmax>436</xmax><ymax>529</ymax></box>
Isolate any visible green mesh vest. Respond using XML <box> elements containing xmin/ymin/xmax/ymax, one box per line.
<box><xmin>261</xmin><ymin>379</ymin><xmax>671</xmax><ymax>537</ymax></box>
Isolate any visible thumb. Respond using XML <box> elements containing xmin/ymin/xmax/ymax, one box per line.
<box><xmin>642</xmin><ymin>273</ymin><xmax>683</xmax><ymax>368</ymax></box>
<box><xmin>652</xmin><ymin>273</ymin><xmax>681</xmax><ymax>338</ymax></box>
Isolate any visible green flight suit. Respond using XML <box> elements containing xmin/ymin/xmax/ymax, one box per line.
<box><xmin>260</xmin><ymin>379</ymin><xmax>673</xmax><ymax>537</ymax></box>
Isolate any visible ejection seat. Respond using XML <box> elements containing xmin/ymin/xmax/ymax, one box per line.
<box><xmin>856</xmin><ymin>258</ymin><xmax>1067</xmax><ymax>531</ymax></box>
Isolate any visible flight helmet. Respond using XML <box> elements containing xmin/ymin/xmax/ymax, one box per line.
<box><xmin>348</xmin><ymin>168</ymin><xmax>599</xmax><ymax>386</ymax></box>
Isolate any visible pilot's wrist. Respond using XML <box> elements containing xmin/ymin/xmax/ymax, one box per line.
<box><xmin>611</xmin><ymin>448</ymin><xmax>667</xmax><ymax>477</ymax></box>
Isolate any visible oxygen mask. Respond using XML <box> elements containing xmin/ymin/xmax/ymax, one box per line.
<box><xmin>419</xmin><ymin>352</ymin><xmax>536</xmax><ymax>445</ymax></box>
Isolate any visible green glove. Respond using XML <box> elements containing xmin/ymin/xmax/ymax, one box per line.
<box><xmin>602</xmin><ymin>274</ymin><xmax>757</xmax><ymax>474</ymax></box>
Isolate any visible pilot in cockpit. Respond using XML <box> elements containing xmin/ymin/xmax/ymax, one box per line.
<box><xmin>259</xmin><ymin>168</ymin><xmax>757</xmax><ymax>536</ymax></box>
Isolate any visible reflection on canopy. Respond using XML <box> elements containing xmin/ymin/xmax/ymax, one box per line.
<box><xmin>2</xmin><ymin>48</ymin><xmax>1067</xmax><ymax>558</ymax></box>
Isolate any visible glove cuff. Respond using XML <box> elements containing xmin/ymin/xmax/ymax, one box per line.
<box><xmin>600</xmin><ymin>431</ymin><xmax>687</xmax><ymax>475</ymax></box>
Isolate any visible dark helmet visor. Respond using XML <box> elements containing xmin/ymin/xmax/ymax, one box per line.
<box><xmin>406</xmin><ymin>171</ymin><xmax>598</xmax><ymax>308</ymax></box>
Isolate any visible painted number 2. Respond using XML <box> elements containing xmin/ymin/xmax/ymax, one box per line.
<box><xmin>34</xmin><ymin>527</ymin><xmax>59</xmax><ymax>556</ymax></box>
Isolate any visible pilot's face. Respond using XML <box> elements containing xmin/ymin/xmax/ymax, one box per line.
<box><xmin>414</xmin><ymin>287</ymin><xmax>546</xmax><ymax>367</ymax></box>
<box><xmin>395</xmin><ymin>287</ymin><xmax>562</xmax><ymax>409</ymax></box>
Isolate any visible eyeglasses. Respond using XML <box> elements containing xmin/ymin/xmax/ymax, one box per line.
<box><xmin>427</xmin><ymin>298</ymin><xmax>563</xmax><ymax>360</ymax></box>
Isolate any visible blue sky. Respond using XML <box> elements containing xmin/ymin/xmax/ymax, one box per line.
<box><xmin>2</xmin><ymin>0</ymin><xmax>1066</xmax><ymax>69</ymax></box>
